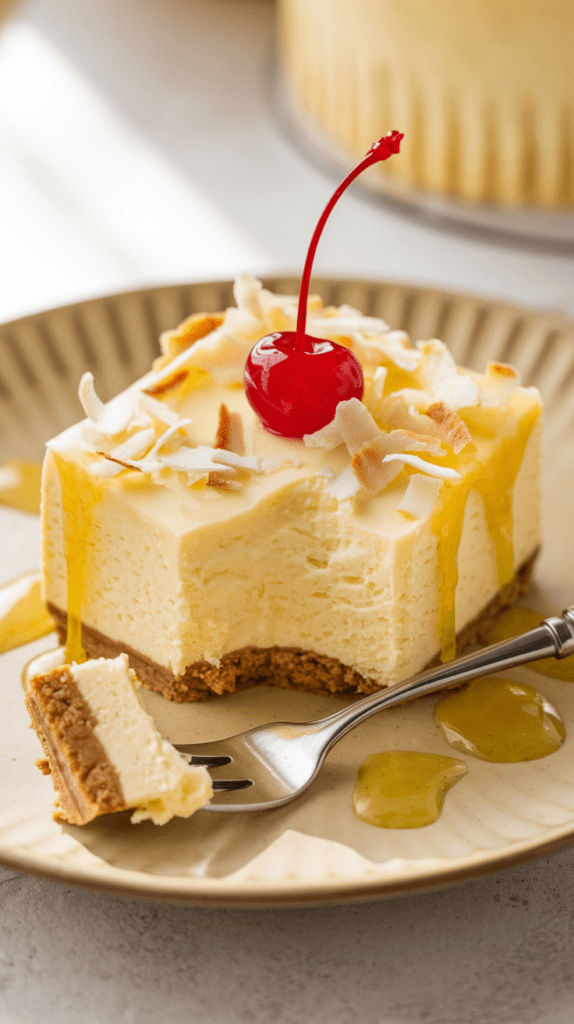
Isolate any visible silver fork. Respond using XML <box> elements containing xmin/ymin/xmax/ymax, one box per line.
<box><xmin>177</xmin><ymin>608</ymin><xmax>574</xmax><ymax>812</ymax></box>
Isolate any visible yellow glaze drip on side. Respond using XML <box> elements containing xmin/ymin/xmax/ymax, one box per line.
<box><xmin>0</xmin><ymin>460</ymin><xmax>42</xmax><ymax>513</ymax></box>
<box><xmin>0</xmin><ymin>571</ymin><xmax>55</xmax><ymax>653</ymax></box>
<box><xmin>353</xmin><ymin>750</ymin><xmax>467</xmax><ymax>829</ymax></box>
<box><xmin>53</xmin><ymin>454</ymin><xmax>103</xmax><ymax>664</ymax></box>
<box><xmin>435</xmin><ymin>676</ymin><xmax>565</xmax><ymax>761</ymax></box>
<box><xmin>432</xmin><ymin>401</ymin><xmax>539</xmax><ymax>661</ymax></box>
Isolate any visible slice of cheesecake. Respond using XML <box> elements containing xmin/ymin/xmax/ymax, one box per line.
<box><xmin>41</xmin><ymin>276</ymin><xmax>542</xmax><ymax>702</ymax></box>
<box><xmin>25</xmin><ymin>654</ymin><xmax>212</xmax><ymax>824</ymax></box>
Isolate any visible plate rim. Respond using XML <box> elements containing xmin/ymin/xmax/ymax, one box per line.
<box><xmin>0</xmin><ymin>273</ymin><xmax>572</xmax><ymax>336</ymax></box>
<box><xmin>3</xmin><ymin>814</ymin><xmax>574</xmax><ymax>907</ymax></box>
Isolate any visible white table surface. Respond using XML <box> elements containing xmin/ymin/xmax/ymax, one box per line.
<box><xmin>2</xmin><ymin>2</ymin><xmax>574</xmax><ymax>1022</ymax></box>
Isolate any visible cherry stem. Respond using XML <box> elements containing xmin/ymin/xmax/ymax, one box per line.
<box><xmin>294</xmin><ymin>132</ymin><xmax>404</xmax><ymax>350</ymax></box>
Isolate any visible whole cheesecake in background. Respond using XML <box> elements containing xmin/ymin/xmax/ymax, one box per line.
<box><xmin>41</xmin><ymin>276</ymin><xmax>542</xmax><ymax>703</ymax></box>
<box><xmin>279</xmin><ymin>0</ymin><xmax>574</xmax><ymax>208</ymax></box>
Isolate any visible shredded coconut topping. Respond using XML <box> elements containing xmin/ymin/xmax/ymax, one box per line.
<box><xmin>377</xmin><ymin>391</ymin><xmax>474</xmax><ymax>454</ymax></box>
<box><xmin>303</xmin><ymin>398</ymin><xmax>380</xmax><ymax>454</ymax></box>
<box><xmin>48</xmin><ymin>277</ymin><xmax>527</xmax><ymax>515</ymax></box>
<box><xmin>381</xmin><ymin>454</ymin><xmax>460</xmax><ymax>479</ymax></box>
<box><xmin>214</xmin><ymin>403</ymin><xmax>244</xmax><ymax>456</ymax></box>
<box><xmin>351</xmin><ymin>430</ymin><xmax>449</xmax><ymax>496</ymax></box>
<box><xmin>143</xmin><ymin>275</ymin><xmax>424</xmax><ymax>392</ymax></box>
<box><xmin>305</xmin><ymin>397</ymin><xmax>458</xmax><ymax>499</ymax></box>
<box><xmin>397</xmin><ymin>475</ymin><xmax>444</xmax><ymax>519</ymax></box>
<box><xmin>351</xmin><ymin>446</ymin><xmax>403</xmax><ymax>495</ymax></box>
<box><xmin>480</xmin><ymin>361</ymin><xmax>521</xmax><ymax>411</ymax></box>
<box><xmin>55</xmin><ymin>374</ymin><xmax>297</xmax><ymax>490</ymax></box>
<box><xmin>417</xmin><ymin>340</ymin><xmax>481</xmax><ymax>411</ymax></box>
<box><xmin>109</xmin><ymin>428</ymin><xmax>156</xmax><ymax>464</ymax></box>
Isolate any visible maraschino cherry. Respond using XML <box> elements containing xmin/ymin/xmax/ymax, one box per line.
<box><xmin>244</xmin><ymin>131</ymin><xmax>404</xmax><ymax>437</ymax></box>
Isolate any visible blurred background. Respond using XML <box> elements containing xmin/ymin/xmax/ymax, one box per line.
<box><xmin>0</xmin><ymin>0</ymin><xmax>573</xmax><ymax>328</ymax></box>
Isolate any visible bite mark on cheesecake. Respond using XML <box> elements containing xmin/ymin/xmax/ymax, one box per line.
<box><xmin>45</xmin><ymin>551</ymin><xmax>537</xmax><ymax>704</ymax></box>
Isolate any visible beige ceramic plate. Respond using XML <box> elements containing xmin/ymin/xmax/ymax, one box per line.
<box><xmin>2</xmin><ymin>277</ymin><xmax>574</xmax><ymax>907</ymax></box>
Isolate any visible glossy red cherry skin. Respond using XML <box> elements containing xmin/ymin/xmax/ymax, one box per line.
<box><xmin>243</xmin><ymin>136</ymin><xmax>402</xmax><ymax>438</ymax></box>
<box><xmin>244</xmin><ymin>331</ymin><xmax>364</xmax><ymax>437</ymax></box>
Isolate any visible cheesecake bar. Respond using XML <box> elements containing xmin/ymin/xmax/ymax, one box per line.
<box><xmin>41</xmin><ymin>276</ymin><xmax>542</xmax><ymax>701</ymax></box>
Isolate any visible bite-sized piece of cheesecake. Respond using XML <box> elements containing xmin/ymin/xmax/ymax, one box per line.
<box><xmin>25</xmin><ymin>654</ymin><xmax>212</xmax><ymax>823</ymax></box>
<box><xmin>41</xmin><ymin>276</ymin><xmax>542</xmax><ymax>702</ymax></box>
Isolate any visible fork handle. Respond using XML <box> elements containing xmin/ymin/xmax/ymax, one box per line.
<box><xmin>313</xmin><ymin>608</ymin><xmax>574</xmax><ymax>753</ymax></box>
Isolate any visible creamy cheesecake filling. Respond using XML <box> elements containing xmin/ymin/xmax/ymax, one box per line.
<box><xmin>26</xmin><ymin>655</ymin><xmax>212</xmax><ymax>823</ymax></box>
<box><xmin>42</xmin><ymin>389</ymin><xmax>541</xmax><ymax>692</ymax></box>
<box><xmin>40</xmin><ymin>278</ymin><xmax>543</xmax><ymax>698</ymax></box>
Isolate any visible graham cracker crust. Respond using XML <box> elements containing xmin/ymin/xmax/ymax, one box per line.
<box><xmin>26</xmin><ymin>666</ymin><xmax>126</xmax><ymax>824</ymax></box>
<box><xmin>47</xmin><ymin>550</ymin><xmax>537</xmax><ymax>704</ymax></box>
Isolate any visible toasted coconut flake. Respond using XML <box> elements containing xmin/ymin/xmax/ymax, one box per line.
<box><xmin>305</xmin><ymin>312</ymin><xmax>421</xmax><ymax>374</ymax></box>
<box><xmin>351</xmin><ymin>447</ymin><xmax>403</xmax><ymax>495</ymax></box>
<box><xmin>96</xmin><ymin>452</ymin><xmax>142</xmax><ymax>473</ymax></box>
<box><xmin>397</xmin><ymin>475</ymin><xmax>443</xmax><ymax>519</ymax></box>
<box><xmin>110</xmin><ymin>420</ymin><xmax>194</xmax><ymax>475</ymax></box>
<box><xmin>214</xmin><ymin>403</ymin><xmax>245</xmax><ymax>455</ymax></box>
<box><xmin>219</xmin><ymin>306</ymin><xmax>264</xmax><ymax>343</ymax></box>
<box><xmin>382</xmin><ymin>454</ymin><xmax>461</xmax><ymax>479</ymax></box>
<box><xmin>79</xmin><ymin>372</ymin><xmax>105</xmax><ymax>424</ymax></box>
<box><xmin>148</xmin><ymin>420</ymin><xmax>192</xmax><ymax>457</ymax></box>
<box><xmin>304</xmin><ymin>398</ymin><xmax>380</xmax><ymax>455</ymax></box>
<box><xmin>77</xmin><ymin>375</ymin><xmax>183</xmax><ymax>450</ymax></box>
<box><xmin>132</xmin><ymin>391</ymin><xmax>180</xmax><ymax>426</ymax></box>
<box><xmin>233</xmin><ymin>274</ymin><xmax>264</xmax><ymax>320</ymax></box>
<box><xmin>353</xmin><ymin>330</ymin><xmax>420</xmax><ymax>373</ymax></box>
<box><xmin>337</xmin><ymin>401</ymin><xmax>381</xmax><ymax>455</ymax></box>
<box><xmin>377</xmin><ymin>391</ymin><xmax>472</xmax><ymax>453</ymax></box>
<box><xmin>213</xmin><ymin>450</ymin><xmax>294</xmax><ymax>473</ymax></box>
<box><xmin>88</xmin><ymin>458</ymin><xmax>125</xmax><ymax>478</ymax></box>
<box><xmin>207</xmin><ymin>472</ymin><xmax>242</xmax><ymax>491</ymax></box>
<box><xmin>110</xmin><ymin>428</ymin><xmax>155</xmax><ymax>462</ymax></box>
<box><xmin>247</xmin><ymin>288</ymin><xmax>322</xmax><ymax>334</ymax></box>
<box><xmin>79</xmin><ymin>373</ymin><xmax>135</xmax><ymax>436</ymax></box>
<box><xmin>355</xmin><ymin>430</ymin><xmax>443</xmax><ymax>462</ymax></box>
<box><xmin>307</xmin><ymin>311</ymin><xmax>390</xmax><ymax>337</ymax></box>
<box><xmin>377</xmin><ymin>330</ymin><xmax>421</xmax><ymax>372</ymax></box>
<box><xmin>350</xmin><ymin>429</ymin><xmax>443</xmax><ymax>495</ymax></box>
<box><xmin>303</xmin><ymin>420</ymin><xmax>345</xmax><ymax>452</ymax></box>
<box><xmin>382</xmin><ymin>428</ymin><xmax>444</xmax><ymax>457</ymax></box>
<box><xmin>417</xmin><ymin>339</ymin><xmax>480</xmax><ymax>410</ymax></box>
<box><xmin>144</xmin><ymin>368</ymin><xmax>190</xmax><ymax>398</ymax></box>
<box><xmin>480</xmin><ymin>361</ymin><xmax>520</xmax><ymax>410</ymax></box>
<box><xmin>120</xmin><ymin>454</ymin><xmax>163</xmax><ymax>474</ymax></box>
<box><xmin>365</xmin><ymin>365</ymin><xmax>388</xmax><ymax>417</ymax></box>
<box><xmin>145</xmin><ymin>366</ymin><xmax>212</xmax><ymax>402</ymax></box>
<box><xmin>377</xmin><ymin>391</ymin><xmax>434</xmax><ymax>434</ymax></box>
<box><xmin>426</xmin><ymin>403</ymin><xmax>474</xmax><ymax>454</ymax></box>
<box><xmin>157</xmin><ymin>443</ymin><xmax>233</xmax><ymax>475</ymax></box>
<box><xmin>47</xmin><ymin>422</ymin><xmax>103</xmax><ymax>454</ymax></box>
<box><xmin>159</xmin><ymin>313</ymin><xmax>225</xmax><ymax>362</ymax></box>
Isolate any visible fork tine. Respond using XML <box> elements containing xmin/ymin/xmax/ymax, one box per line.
<box><xmin>212</xmin><ymin>779</ymin><xmax>253</xmax><ymax>792</ymax></box>
<box><xmin>189</xmin><ymin>754</ymin><xmax>232</xmax><ymax>767</ymax></box>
